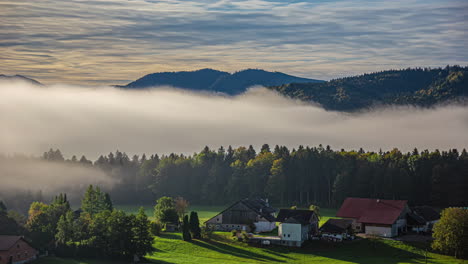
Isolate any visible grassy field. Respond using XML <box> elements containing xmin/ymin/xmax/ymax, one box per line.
<box><xmin>36</xmin><ymin>205</ymin><xmax>464</xmax><ymax>264</ymax></box>
<box><xmin>114</xmin><ymin>204</ymin><xmax>226</xmax><ymax>223</ymax></box>
<box><xmin>38</xmin><ymin>232</ymin><xmax>463</xmax><ymax>264</ymax></box>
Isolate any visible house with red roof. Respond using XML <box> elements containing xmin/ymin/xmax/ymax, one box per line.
<box><xmin>336</xmin><ymin>197</ymin><xmax>410</xmax><ymax>237</ymax></box>
<box><xmin>0</xmin><ymin>236</ymin><xmax>38</xmax><ymax>264</ymax></box>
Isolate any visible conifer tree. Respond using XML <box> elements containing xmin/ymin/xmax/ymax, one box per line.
<box><xmin>182</xmin><ymin>215</ymin><xmax>191</xmax><ymax>241</ymax></box>
<box><xmin>189</xmin><ymin>211</ymin><xmax>201</xmax><ymax>239</ymax></box>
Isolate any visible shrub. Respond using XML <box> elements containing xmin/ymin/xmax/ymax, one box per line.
<box><xmin>201</xmin><ymin>226</ymin><xmax>214</xmax><ymax>241</ymax></box>
<box><xmin>231</xmin><ymin>230</ymin><xmax>238</xmax><ymax>237</ymax></box>
<box><xmin>150</xmin><ymin>221</ymin><xmax>162</xmax><ymax>236</ymax></box>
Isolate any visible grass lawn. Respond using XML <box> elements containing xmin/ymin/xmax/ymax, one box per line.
<box><xmin>113</xmin><ymin>204</ymin><xmax>226</xmax><ymax>223</ymax></box>
<box><xmin>38</xmin><ymin>205</ymin><xmax>464</xmax><ymax>264</ymax></box>
<box><xmin>147</xmin><ymin>232</ymin><xmax>461</xmax><ymax>264</ymax></box>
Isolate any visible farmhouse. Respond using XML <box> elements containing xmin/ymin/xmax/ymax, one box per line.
<box><xmin>336</xmin><ymin>197</ymin><xmax>409</xmax><ymax>237</ymax></box>
<box><xmin>276</xmin><ymin>209</ymin><xmax>319</xmax><ymax>247</ymax></box>
<box><xmin>0</xmin><ymin>236</ymin><xmax>38</xmax><ymax>264</ymax></box>
<box><xmin>205</xmin><ymin>198</ymin><xmax>276</xmax><ymax>232</ymax></box>
<box><xmin>319</xmin><ymin>218</ymin><xmax>354</xmax><ymax>242</ymax></box>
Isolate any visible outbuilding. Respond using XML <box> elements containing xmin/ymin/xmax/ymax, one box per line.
<box><xmin>336</xmin><ymin>197</ymin><xmax>409</xmax><ymax>237</ymax></box>
<box><xmin>0</xmin><ymin>236</ymin><xmax>38</xmax><ymax>264</ymax></box>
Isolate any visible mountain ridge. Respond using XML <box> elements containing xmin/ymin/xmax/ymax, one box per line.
<box><xmin>0</xmin><ymin>74</ymin><xmax>43</xmax><ymax>86</ymax></box>
<box><xmin>120</xmin><ymin>68</ymin><xmax>323</xmax><ymax>94</ymax></box>
<box><xmin>268</xmin><ymin>66</ymin><xmax>468</xmax><ymax>111</ymax></box>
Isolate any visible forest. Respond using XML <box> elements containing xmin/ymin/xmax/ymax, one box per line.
<box><xmin>1</xmin><ymin>145</ymin><xmax>467</xmax><ymax>213</ymax></box>
<box><xmin>269</xmin><ymin>66</ymin><xmax>468</xmax><ymax>111</ymax></box>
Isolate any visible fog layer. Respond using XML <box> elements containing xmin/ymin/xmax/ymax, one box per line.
<box><xmin>1</xmin><ymin>80</ymin><xmax>467</xmax><ymax>159</ymax></box>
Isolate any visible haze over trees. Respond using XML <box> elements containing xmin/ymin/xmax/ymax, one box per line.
<box><xmin>2</xmin><ymin>145</ymin><xmax>467</xmax><ymax>214</ymax></box>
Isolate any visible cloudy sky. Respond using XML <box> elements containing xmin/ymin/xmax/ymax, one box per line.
<box><xmin>1</xmin><ymin>0</ymin><xmax>467</xmax><ymax>85</ymax></box>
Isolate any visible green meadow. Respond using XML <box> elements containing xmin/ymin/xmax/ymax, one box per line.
<box><xmin>36</xmin><ymin>205</ymin><xmax>463</xmax><ymax>264</ymax></box>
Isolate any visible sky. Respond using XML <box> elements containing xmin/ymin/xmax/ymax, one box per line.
<box><xmin>1</xmin><ymin>80</ymin><xmax>467</xmax><ymax>159</ymax></box>
<box><xmin>1</xmin><ymin>0</ymin><xmax>467</xmax><ymax>85</ymax></box>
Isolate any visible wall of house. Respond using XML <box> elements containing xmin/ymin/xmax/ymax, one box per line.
<box><xmin>279</xmin><ymin>223</ymin><xmax>302</xmax><ymax>242</ymax></box>
<box><xmin>206</xmin><ymin>213</ymin><xmax>222</xmax><ymax>224</ymax></box>
<box><xmin>0</xmin><ymin>239</ymin><xmax>38</xmax><ymax>264</ymax></box>
<box><xmin>206</xmin><ymin>223</ymin><xmax>248</xmax><ymax>232</ymax></box>
<box><xmin>221</xmin><ymin>203</ymin><xmax>258</xmax><ymax>225</ymax></box>
<box><xmin>365</xmin><ymin>224</ymin><xmax>396</xmax><ymax>237</ymax></box>
<box><xmin>254</xmin><ymin>221</ymin><xmax>276</xmax><ymax>233</ymax></box>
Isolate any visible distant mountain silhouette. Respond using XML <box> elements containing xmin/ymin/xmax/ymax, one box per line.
<box><xmin>120</xmin><ymin>68</ymin><xmax>323</xmax><ymax>94</ymax></box>
<box><xmin>0</xmin><ymin>74</ymin><xmax>43</xmax><ymax>86</ymax></box>
<box><xmin>268</xmin><ymin>66</ymin><xmax>468</xmax><ymax>111</ymax></box>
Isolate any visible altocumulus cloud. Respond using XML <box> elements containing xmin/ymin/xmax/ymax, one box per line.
<box><xmin>0</xmin><ymin>0</ymin><xmax>467</xmax><ymax>85</ymax></box>
<box><xmin>0</xmin><ymin>80</ymin><xmax>467</xmax><ymax>159</ymax></box>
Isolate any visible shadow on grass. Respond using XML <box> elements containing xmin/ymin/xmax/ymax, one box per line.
<box><xmin>159</xmin><ymin>233</ymin><xmax>181</xmax><ymax>240</ymax></box>
<box><xmin>295</xmin><ymin>238</ymin><xmax>433</xmax><ymax>264</ymax></box>
<box><xmin>191</xmin><ymin>239</ymin><xmax>286</xmax><ymax>263</ymax></box>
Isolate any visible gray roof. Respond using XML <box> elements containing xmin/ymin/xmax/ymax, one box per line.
<box><xmin>205</xmin><ymin>198</ymin><xmax>277</xmax><ymax>223</ymax></box>
<box><xmin>412</xmin><ymin>206</ymin><xmax>440</xmax><ymax>222</ymax></box>
<box><xmin>276</xmin><ymin>209</ymin><xmax>316</xmax><ymax>225</ymax></box>
<box><xmin>320</xmin><ymin>219</ymin><xmax>353</xmax><ymax>233</ymax></box>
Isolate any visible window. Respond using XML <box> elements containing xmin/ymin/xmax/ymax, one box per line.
<box><xmin>17</xmin><ymin>244</ymin><xmax>20</xmax><ymax>248</ymax></box>
<box><xmin>25</xmin><ymin>252</ymin><xmax>28</xmax><ymax>257</ymax></box>
<box><xmin>288</xmin><ymin>234</ymin><xmax>290</xmax><ymax>237</ymax></box>
<box><xmin>283</xmin><ymin>234</ymin><xmax>286</xmax><ymax>237</ymax></box>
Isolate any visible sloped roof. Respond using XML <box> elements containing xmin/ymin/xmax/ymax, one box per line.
<box><xmin>412</xmin><ymin>206</ymin><xmax>440</xmax><ymax>222</ymax></box>
<box><xmin>320</xmin><ymin>219</ymin><xmax>353</xmax><ymax>234</ymax></box>
<box><xmin>0</xmin><ymin>236</ymin><xmax>24</xmax><ymax>251</ymax></box>
<box><xmin>336</xmin><ymin>197</ymin><xmax>407</xmax><ymax>225</ymax></box>
<box><xmin>276</xmin><ymin>209</ymin><xmax>315</xmax><ymax>225</ymax></box>
<box><xmin>205</xmin><ymin>198</ymin><xmax>276</xmax><ymax>223</ymax></box>
<box><xmin>407</xmin><ymin>212</ymin><xmax>426</xmax><ymax>225</ymax></box>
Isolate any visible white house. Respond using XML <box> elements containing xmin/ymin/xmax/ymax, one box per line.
<box><xmin>276</xmin><ymin>209</ymin><xmax>319</xmax><ymax>247</ymax></box>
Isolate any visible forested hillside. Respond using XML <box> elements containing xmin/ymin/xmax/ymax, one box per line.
<box><xmin>121</xmin><ymin>68</ymin><xmax>322</xmax><ymax>94</ymax></box>
<box><xmin>2</xmin><ymin>145</ymin><xmax>467</xmax><ymax>213</ymax></box>
<box><xmin>269</xmin><ymin>66</ymin><xmax>468</xmax><ymax>111</ymax></box>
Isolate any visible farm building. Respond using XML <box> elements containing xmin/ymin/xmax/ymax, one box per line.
<box><xmin>276</xmin><ymin>209</ymin><xmax>319</xmax><ymax>247</ymax></box>
<box><xmin>205</xmin><ymin>198</ymin><xmax>276</xmax><ymax>232</ymax></box>
<box><xmin>319</xmin><ymin>218</ymin><xmax>354</xmax><ymax>242</ymax></box>
<box><xmin>336</xmin><ymin>197</ymin><xmax>410</xmax><ymax>237</ymax></box>
<box><xmin>0</xmin><ymin>236</ymin><xmax>38</xmax><ymax>264</ymax></box>
<box><xmin>407</xmin><ymin>206</ymin><xmax>440</xmax><ymax>234</ymax></box>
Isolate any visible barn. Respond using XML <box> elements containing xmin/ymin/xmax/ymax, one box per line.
<box><xmin>205</xmin><ymin>198</ymin><xmax>276</xmax><ymax>232</ymax></box>
<box><xmin>336</xmin><ymin>197</ymin><xmax>409</xmax><ymax>237</ymax></box>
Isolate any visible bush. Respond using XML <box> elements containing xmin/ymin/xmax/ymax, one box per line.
<box><xmin>231</xmin><ymin>230</ymin><xmax>238</xmax><ymax>237</ymax></box>
<box><xmin>150</xmin><ymin>221</ymin><xmax>162</xmax><ymax>236</ymax></box>
<box><xmin>241</xmin><ymin>231</ymin><xmax>250</xmax><ymax>242</ymax></box>
<box><xmin>201</xmin><ymin>226</ymin><xmax>214</xmax><ymax>241</ymax></box>
<box><xmin>432</xmin><ymin>208</ymin><xmax>468</xmax><ymax>259</ymax></box>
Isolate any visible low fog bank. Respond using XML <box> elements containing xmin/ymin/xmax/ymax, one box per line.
<box><xmin>1</xmin><ymin>80</ymin><xmax>467</xmax><ymax>160</ymax></box>
<box><xmin>0</xmin><ymin>158</ymin><xmax>114</xmax><ymax>193</ymax></box>
<box><xmin>0</xmin><ymin>156</ymin><xmax>116</xmax><ymax>212</ymax></box>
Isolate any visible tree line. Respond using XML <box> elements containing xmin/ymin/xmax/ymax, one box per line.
<box><xmin>2</xmin><ymin>145</ymin><xmax>468</xmax><ymax>211</ymax></box>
